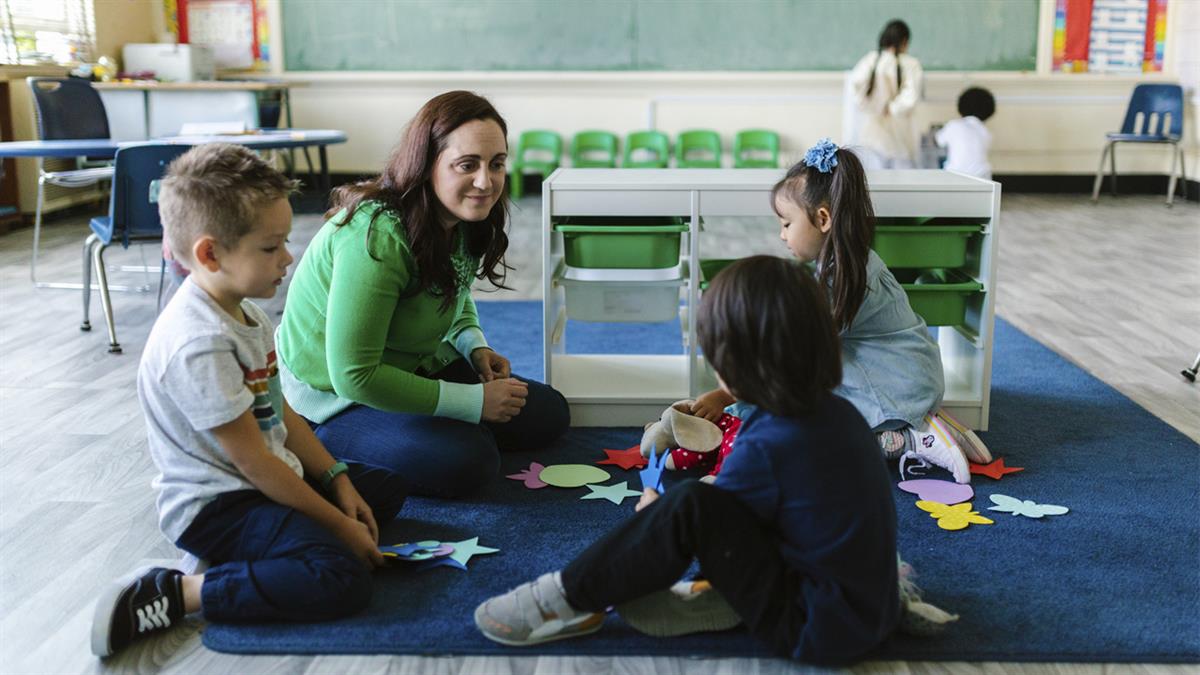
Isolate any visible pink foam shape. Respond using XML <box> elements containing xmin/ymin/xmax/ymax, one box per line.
<box><xmin>506</xmin><ymin>462</ymin><xmax>548</xmax><ymax>489</ymax></box>
<box><xmin>898</xmin><ymin>479</ymin><xmax>974</xmax><ymax>505</ymax></box>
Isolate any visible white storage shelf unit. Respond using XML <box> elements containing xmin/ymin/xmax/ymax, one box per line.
<box><xmin>542</xmin><ymin>168</ymin><xmax>999</xmax><ymax>429</ymax></box>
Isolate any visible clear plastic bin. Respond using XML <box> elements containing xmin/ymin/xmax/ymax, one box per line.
<box><xmin>560</xmin><ymin>276</ymin><xmax>683</xmax><ymax>323</ymax></box>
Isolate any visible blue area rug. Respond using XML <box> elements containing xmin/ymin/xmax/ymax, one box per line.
<box><xmin>203</xmin><ymin>302</ymin><xmax>1200</xmax><ymax>663</ymax></box>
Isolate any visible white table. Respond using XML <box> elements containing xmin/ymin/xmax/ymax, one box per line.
<box><xmin>542</xmin><ymin>168</ymin><xmax>1000</xmax><ymax>430</ymax></box>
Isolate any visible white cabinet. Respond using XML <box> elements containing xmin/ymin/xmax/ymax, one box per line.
<box><xmin>542</xmin><ymin>168</ymin><xmax>1000</xmax><ymax>430</ymax></box>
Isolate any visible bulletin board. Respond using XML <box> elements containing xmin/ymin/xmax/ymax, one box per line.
<box><xmin>1053</xmin><ymin>0</ymin><xmax>1167</xmax><ymax>73</ymax></box>
<box><xmin>173</xmin><ymin>0</ymin><xmax>269</xmax><ymax>70</ymax></box>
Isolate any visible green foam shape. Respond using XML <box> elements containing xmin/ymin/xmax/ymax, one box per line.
<box><xmin>538</xmin><ymin>464</ymin><xmax>611</xmax><ymax>488</ymax></box>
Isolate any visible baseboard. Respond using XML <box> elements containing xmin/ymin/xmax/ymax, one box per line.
<box><xmin>995</xmin><ymin>174</ymin><xmax>1199</xmax><ymax>202</ymax></box>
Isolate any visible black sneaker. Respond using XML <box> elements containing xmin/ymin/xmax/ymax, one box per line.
<box><xmin>91</xmin><ymin>566</ymin><xmax>185</xmax><ymax>657</ymax></box>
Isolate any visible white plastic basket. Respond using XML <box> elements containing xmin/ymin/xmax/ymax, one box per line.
<box><xmin>560</xmin><ymin>277</ymin><xmax>683</xmax><ymax>323</ymax></box>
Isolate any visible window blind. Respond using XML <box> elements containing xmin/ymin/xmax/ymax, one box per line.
<box><xmin>0</xmin><ymin>0</ymin><xmax>95</xmax><ymax>65</ymax></box>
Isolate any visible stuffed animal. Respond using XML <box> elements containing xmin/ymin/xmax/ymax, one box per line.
<box><xmin>640</xmin><ymin>400</ymin><xmax>741</xmax><ymax>475</ymax></box>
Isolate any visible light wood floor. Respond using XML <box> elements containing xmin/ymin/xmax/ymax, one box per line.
<box><xmin>0</xmin><ymin>192</ymin><xmax>1196</xmax><ymax>675</ymax></box>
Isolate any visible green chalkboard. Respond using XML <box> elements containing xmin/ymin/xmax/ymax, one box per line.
<box><xmin>282</xmin><ymin>0</ymin><xmax>1038</xmax><ymax>72</ymax></box>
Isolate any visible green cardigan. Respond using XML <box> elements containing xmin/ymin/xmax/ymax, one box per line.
<box><xmin>277</xmin><ymin>202</ymin><xmax>489</xmax><ymax>424</ymax></box>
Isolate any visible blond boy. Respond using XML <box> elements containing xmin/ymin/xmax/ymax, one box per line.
<box><xmin>91</xmin><ymin>144</ymin><xmax>406</xmax><ymax>657</ymax></box>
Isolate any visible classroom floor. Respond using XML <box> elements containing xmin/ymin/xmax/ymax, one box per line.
<box><xmin>0</xmin><ymin>192</ymin><xmax>1196</xmax><ymax>674</ymax></box>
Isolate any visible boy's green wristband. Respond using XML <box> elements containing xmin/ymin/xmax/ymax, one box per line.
<box><xmin>320</xmin><ymin>461</ymin><xmax>349</xmax><ymax>490</ymax></box>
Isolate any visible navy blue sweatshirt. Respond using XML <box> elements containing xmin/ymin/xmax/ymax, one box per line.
<box><xmin>715</xmin><ymin>394</ymin><xmax>899</xmax><ymax>664</ymax></box>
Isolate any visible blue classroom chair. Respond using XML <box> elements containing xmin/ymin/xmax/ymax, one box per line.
<box><xmin>26</xmin><ymin>77</ymin><xmax>115</xmax><ymax>287</ymax></box>
<box><xmin>1091</xmin><ymin>84</ymin><xmax>1189</xmax><ymax>206</ymax></box>
<box><xmin>84</xmin><ymin>143</ymin><xmax>193</xmax><ymax>353</ymax></box>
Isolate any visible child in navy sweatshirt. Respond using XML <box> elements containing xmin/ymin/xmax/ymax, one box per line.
<box><xmin>475</xmin><ymin>256</ymin><xmax>901</xmax><ymax>665</ymax></box>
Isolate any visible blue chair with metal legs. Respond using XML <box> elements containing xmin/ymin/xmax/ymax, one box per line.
<box><xmin>27</xmin><ymin>77</ymin><xmax>115</xmax><ymax>287</ymax></box>
<box><xmin>1092</xmin><ymin>83</ymin><xmax>1189</xmax><ymax>207</ymax></box>
<box><xmin>84</xmin><ymin>143</ymin><xmax>192</xmax><ymax>353</ymax></box>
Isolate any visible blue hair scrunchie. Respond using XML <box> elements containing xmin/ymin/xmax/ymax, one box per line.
<box><xmin>803</xmin><ymin>138</ymin><xmax>839</xmax><ymax>173</ymax></box>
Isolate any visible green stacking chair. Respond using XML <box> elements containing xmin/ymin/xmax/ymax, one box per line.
<box><xmin>510</xmin><ymin>130</ymin><xmax>562</xmax><ymax>198</ymax></box>
<box><xmin>623</xmin><ymin>130</ymin><xmax>670</xmax><ymax>168</ymax></box>
<box><xmin>675</xmin><ymin>130</ymin><xmax>722</xmax><ymax>168</ymax></box>
<box><xmin>733</xmin><ymin>129</ymin><xmax>780</xmax><ymax>168</ymax></box>
<box><xmin>570</xmin><ymin>130</ymin><xmax>619</xmax><ymax>168</ymax></box>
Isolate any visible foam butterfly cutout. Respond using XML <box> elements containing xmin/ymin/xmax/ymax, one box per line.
<box><xmin>987</xmin><ymin>494</ymin><xmax>1069</xmax><ymax>519</ymax></box>
<box><xmin>915</xmin><ymin>500</ymin><xmax>995</xmax><ymax>531</ymax></box>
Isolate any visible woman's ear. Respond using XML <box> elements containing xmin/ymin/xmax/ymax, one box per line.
<box><xmin>816</xmin><ymin>206</ymin><xmax>833</xmax><ymax>234</ymax></box>
<box><xmin>191</xmin><ymin>236</ymin><xmax>221</xmax><ymax>273</ymax></box>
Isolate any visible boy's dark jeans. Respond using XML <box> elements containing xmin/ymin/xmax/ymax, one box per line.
<box><xmin>176</xmin><ymin>462</ymin><xmax>406</xmax><ymax>623</ymax></box>
<box><xmin>560</xmin><ymin>480</ymin><xmax>805</xmax><ymax>657</ymax></box>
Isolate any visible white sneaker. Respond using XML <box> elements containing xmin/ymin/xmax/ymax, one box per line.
<box><xmin>933</xmin><ymin>409</ymin><xmax>993</xmax><ymax>464</ymax></box>
<box><xmin>901</xmin><ymin>414</ymin><xmax>971</xmax><ymax>484</ymax></box>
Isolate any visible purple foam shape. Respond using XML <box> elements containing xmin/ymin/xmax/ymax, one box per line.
<box><xmin>897</xmin><ymin>479</ymin><xmax>974</xmax><ymax>505</ymax></box>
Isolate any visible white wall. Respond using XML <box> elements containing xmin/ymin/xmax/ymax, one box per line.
<box><xmin>281</xmin><ymin>69</ymin><xmax>1197</xmax><ymax>178</ymax></box>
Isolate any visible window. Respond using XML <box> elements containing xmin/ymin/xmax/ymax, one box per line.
<box><xmin>0</xmin><ymin>0</ymin><xmax>95</xmax><ymax>65</ymax></box>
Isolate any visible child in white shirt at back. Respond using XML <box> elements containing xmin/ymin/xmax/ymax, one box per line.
<box><xmin>935</xmin><ymin>87</ymin><xmax>995</xmax><ymax>180</ymax></box>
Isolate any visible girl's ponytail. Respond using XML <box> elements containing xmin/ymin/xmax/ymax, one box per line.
<box><xmin>772</xmin><ymin>141</ymin><xmax>874</xmax><ymax>332</ymax></box>
<box><xmin>820</xmin><ymin>148</ymin><xmax>874</xmax><ymax>332</ymax></box>
<box><xmin>867</xmin><ymin>19</ymin><xmax>911</xmax><ymax>99</ymax></box>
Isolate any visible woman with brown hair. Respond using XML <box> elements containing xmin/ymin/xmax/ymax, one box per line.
<box><xmin>277</xmin><ymin>90</ymin><xmax>569</xmax><ymax>498</ymax></box>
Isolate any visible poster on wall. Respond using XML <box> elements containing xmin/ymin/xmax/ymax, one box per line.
<box><xmin>176</xmin><ymin>0</ymin><xmax>264</xmax><ymax>70</ymax></box>
<box><xmin>1053</xmin><ymin>0</ymin><xmax>1166</xmax><ymax>73</ymax></box>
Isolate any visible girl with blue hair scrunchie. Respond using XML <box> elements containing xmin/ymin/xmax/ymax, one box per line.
<box><xmin>689</xmin><ymin>138</ymin><xmax>991</xmax><ymax>486</ymax></box>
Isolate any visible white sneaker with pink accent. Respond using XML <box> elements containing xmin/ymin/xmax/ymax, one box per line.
<box><xmin>900</xmin><ymin>414</ymin><xmax>972</xmax><ymax>484</ymax></box>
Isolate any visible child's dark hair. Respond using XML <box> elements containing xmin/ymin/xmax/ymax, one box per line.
<box><xmin>697</xmin><ymin>256</ymin><xmax>841</xmax><ymax>417</ymax></box>
<box><xmin>866</xmin><ymin>19</ymin><xmax>912</xmax><ymax>97</ymax></box>
<box><xmin>957</xmin><ymin>87</ymin><xmax>996</xmax><ymax>122</ymax></box>
<box><xmin>772</xmin><ymin>147</ymin><xmax>874</xmax><ymax>332</ymax></box>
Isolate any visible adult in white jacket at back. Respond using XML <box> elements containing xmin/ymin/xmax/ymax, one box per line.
<box><xmin>849</xmin><ymin>20</ymin><xmax>923</xmax><ymax>169</ymax></box>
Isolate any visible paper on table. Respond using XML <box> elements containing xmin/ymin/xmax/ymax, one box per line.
<box><xmin>178</xmin><ymin>121</ymin><xmax>248</xmax><ymax>135</ymax></box>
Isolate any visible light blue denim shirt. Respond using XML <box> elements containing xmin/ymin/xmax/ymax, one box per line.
<box><xmin>830</xmin><ymin>250</ymin><xmax>944</xmax><ymax>429</ymax></box>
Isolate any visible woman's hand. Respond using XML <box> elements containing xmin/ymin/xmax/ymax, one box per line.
<box><xmin>635</xmin><ymin>488</ymin><xmax>660</xmax><ymax>512</ymax></box>
<box><xmin>471</xmin><ymin>348</ymin><xmax>512</xmax><ymax>382</ymax></box>
<box><xmin>482</xmin><ymin>378</ymin><xmax>528</xmax><ymax>423</ymax></box>
<box><xmin>330</xmin><ymin>475</ymin><xmax>379</xmax><ymax>544</ymax></box>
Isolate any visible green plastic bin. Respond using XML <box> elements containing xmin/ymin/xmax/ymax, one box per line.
<box><xmin>554</xmin><ymin>217</ymin><xmax>689</xmax><ymax>269</ymax></box>
<box><xmin>872</xmin><ymin>223</ymin><xmax>984</xmax><ymax>269</ymax></box>
<box><xmin>698</xmin><ymin>258</ymin><xmax>738</xmax><ymax>290</ymax></box>
<box><xmin>894</xmin><ymin>269</ymin><xmax>984</xmax><ymax>327</ymax></box>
